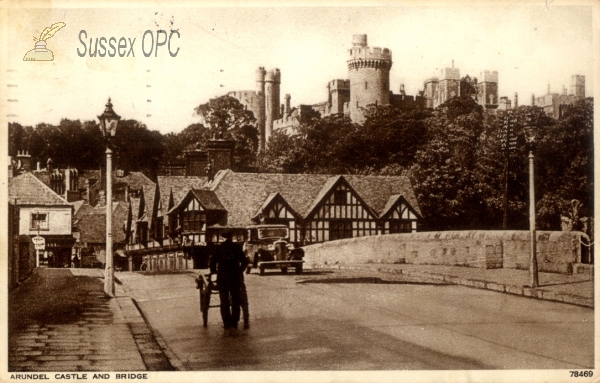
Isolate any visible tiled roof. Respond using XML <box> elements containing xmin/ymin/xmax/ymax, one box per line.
<box><xmin>9</xmin><ymin>173</ymin><xmax>71</xmax><ymax>206</ymax></box>
<box><xmin>140</xmin><ymin>184</ymin><xmax>156</xmax><ymax>227</ymax></box>
<box><xmin>157</xmin><ymin>176</ymin><xmax>207</xmax><ymax>219</ymax></box>
<box><xmin>83</xmin><ymin>170</ymin><xmax>154</xmax><ymax>193</ymax></box>
<box><xmin>208</xmin><ymin>171</ymin><xmax>335</xmax><ymax>227</ymax></box>
<box><xmin>344</xmin><ymin>175</ymin><xmax>421</xmax><ymax>216</ymax></box>
<box><xmin>207</xmin><ymin>171</ymin><xmax>421</xmax><ymax>227</ymax></box>
<box><xmin>192</xmin><ymin>189</ymin><xmax>226</xmax><ymax>211</ymax></box>
<box><xmin>74</xmin><ymin>201</ymin><xmax>94</xmax><ymax>220</ymax></box>
<box><xmin>76</xmin><ymin>201</ymin><xmax>128</xmax><ymax>244</ymax></box>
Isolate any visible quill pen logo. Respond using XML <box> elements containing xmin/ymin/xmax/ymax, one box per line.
<box><xmin>23</xmin><ymin>22</ymin><xmax>66</xmax><ymax>61</ymax></box>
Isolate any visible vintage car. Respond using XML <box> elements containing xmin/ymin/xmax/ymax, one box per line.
<box><xmin>244</xmin><ymin>224</ymin><xmax>304</xmax><ymax>275</ymax></box>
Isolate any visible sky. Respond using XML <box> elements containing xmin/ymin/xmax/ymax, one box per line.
<box><xmin>4</xmin><ymin>2</ymin><xmax>596</xmax><ymax>135</ymax></box>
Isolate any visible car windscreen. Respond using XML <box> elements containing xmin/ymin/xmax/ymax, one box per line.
<box><xmin>257</xmin><ymin>227</ymin><xmax>288</xmax><ymax>239</ymax></box>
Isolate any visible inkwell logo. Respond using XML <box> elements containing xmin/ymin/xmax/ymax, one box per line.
<box><xmin>23</xmin><ymin>22</ymin><xmax>66</xmax><ymax>61</ymax></box>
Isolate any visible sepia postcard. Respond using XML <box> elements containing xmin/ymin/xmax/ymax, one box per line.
<box><xmin>1</xmin><ymin>1</ymin><xmax>598</xmax><ymax>382</ymax></box>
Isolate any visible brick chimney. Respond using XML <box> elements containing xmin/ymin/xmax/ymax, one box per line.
<box><xmin>16</xmin><ymin>150</ymin><xmax>31</xmax><ymax>172</ymax></box>
<box><xmin>207</xmin><ymin>139</ymin><xmax>235</xmax><ymax>173</ymax></box>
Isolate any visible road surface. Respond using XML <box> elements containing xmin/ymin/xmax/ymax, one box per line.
<box><xmin>117</xmin><ymin>270</ymin><xmax>594</xmax><ymax>370</ymax></box>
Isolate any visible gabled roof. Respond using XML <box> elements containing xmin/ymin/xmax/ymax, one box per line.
<box><xmin>83</xmin><ymin>170</ymin><xmax>155</xmax><ymax>193</ymax></box>
<box><xmin>379</xmin><ymin>194</ymin><xmax>421</xmax><ymax>219</ymax></box>
<box><xmin>167</xmin><ymin>188</ymin><xmax>225</xmax><ymax>215</ymax></box>
<box><xmin>157</xmin><ymin>176</ymin><xmax>207</xmax><ymax>219</ymax></box>
<box><xmin>76</xmin><ymin>201</ymin><xmax>128</xmax><ymax>244</ymax></box>
<box><xmin>191</xmin><ymin>189</ymin><xmax>226</xmax><ymax>211</ymax></box>
<box><xmin>9</xmin><ymin>172</ymin><xmax>71</xmax><ymax>206</ymax></box>
<box><xmin>207</xmin><ymin>171</ymin><xmax>421</xmax><ymax>227</ymax></box>
<box><xmin>303</xmin><ymin>175</ymin><xmax>344</xmax><ymax>218</ymax></box>
<box><xmin>381</xmin><ymin>194</ymin><xmax>403</xmax><ymax>218</ymax></box>
<box><xmin>207</xmin><ymin>171</ymin><xmax>336</xmax><ymax>227</ymax></box>
<box><xmin>345</xmin><ymin>175</ymin><xmax>421</xmax><ymax>216</ymax></box>
<box><xmin>252</xmin><ymin>192</ymin><xmax>301</xmax><ymax>221</ymax></box>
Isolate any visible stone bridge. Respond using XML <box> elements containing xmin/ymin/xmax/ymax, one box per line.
<box><xmin>304</xmin><ymin>231</ymin><xmax>585</xmax><ymax>274</ymax></box>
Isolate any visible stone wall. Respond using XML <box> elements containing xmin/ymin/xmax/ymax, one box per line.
<box><xmin>303</xmin><ymin>230</ymin><xmax>581</xmax><ymax>274</ymax></box>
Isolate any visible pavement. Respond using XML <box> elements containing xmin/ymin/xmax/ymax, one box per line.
<box><xmin>8</xmin><ymin>268</ymin><xmax>174</xmax><ymax>372</ymax></box>
<box><xmin>8</xmin><ymin>263</ymin><xmax>594</xmax><ymax>372</ymax></box>
<box><xmin>336</xmin><ymin>263</ymin><xmax>594</xmax><ymax>308</ymax></box>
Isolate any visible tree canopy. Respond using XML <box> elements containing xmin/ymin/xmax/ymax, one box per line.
<box><xmin>9</xmin><ymin>95</ymin><xmax>593</xmax><ymax>232</ymax></box>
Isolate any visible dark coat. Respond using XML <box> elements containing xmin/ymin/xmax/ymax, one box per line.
<box><xmin>210</xmin><ymin>239</ymin><xmax>248</xmax><ymax>286</ymax></box>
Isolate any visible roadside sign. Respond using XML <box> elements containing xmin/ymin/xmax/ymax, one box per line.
<box><xmin>32</xmin><ymin>235</ymin><xmax>45</xmax><ymax>250</ymax></box>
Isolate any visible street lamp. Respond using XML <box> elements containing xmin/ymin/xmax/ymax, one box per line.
<box><xmin>524</xmin><ymin>116</ymin><xmax>539</xmax><ymax>288</ymax></box>
<box><xmin>97</xmin><ymin>98</ymin><xmax>121</xmax><ymax>297</ymax></box>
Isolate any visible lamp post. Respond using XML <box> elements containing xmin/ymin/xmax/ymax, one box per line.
<box><xmin>97</xmin><ymin>98</ymin><xmax>121</xmax><ymax>297</ymax></box>
<box><xmin>524</xmin><ymin>117</ymin><xmax>539</xmax><ymax>288</ymax></box>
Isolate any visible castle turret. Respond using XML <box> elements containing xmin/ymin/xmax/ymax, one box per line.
<box><xmin>347</xmin><ymin>34</ymin><xmax>392</xmax><ymax>122</ymax></box>
<box><xmin>570</xmin><ymin>75</ymin><xmax>585</xmax><ymax>98</ymax></box>
<box><xmin>265</xmin><ymin>68</ymin><xmax>281</xmax><ymax>146</ymax></box>
<box><xmin>477</xmin><ymin>70</ymin><xmax>498</xmax><ymax>109</ymax></box>
<box><xmin>284</xmin><ymin>94</ymin><xmax>291</xmax><ymax>115</ymax></box>
<box><xmin>255</xmin><ymin>67</ymin><xmax>266</xmax><ymax>151</ymax></box>
<box><xmin>328</xmin><ymin>79</ymin><xmax>350</xmax><ymax>115</ymax></box>
<box><xmin>423</xmin><ymin>77</ymin><xmax>439</xmax><ymax>108</ymax></box>
<box><xmin>439</xmin><ymin>62</ymin><xmax>460</xmax><ymax>105</ymax></box>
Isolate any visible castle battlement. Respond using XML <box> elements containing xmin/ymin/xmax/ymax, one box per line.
<box><xmin>255</xmin><ymin>67</ymin><xmax>266</xmax><ymax>82</ymax></box>
<box><xmin>348</xmin><ymin>46</ymin><xmax>392</xmax><ymax>62</ymax></box>
<box><xmin>440</xmin><ymin>67</ymin><xmax>460</xmax><ymax>80</ymax></box>
<box><xmin>329</xmin><ymin>79</ymin><xmax>350</xmax><ymax>90</ymax></box>
<box><xmin>266</xmin><ymin>68</ymin><xmax>281</xmax><ymax>83</ymax></box>
<box><xmin>228</xmin><ymin>90</ymin><xmax>256</xmax><ymax>98</ymax></box>
<box><xmin>571</xmin><ymin>74</ymin><xmax>585</xmax><ymax>86</ymax></box>
<box><xmin>480</xmin><ymin>70</ymin><xmax>498</xmax><ymax>83</ymax></box>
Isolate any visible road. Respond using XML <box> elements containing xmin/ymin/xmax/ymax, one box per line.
<box><xmin>117</xmin><ymin>269</ymin><xmax>594</xmax><ymax>371</ymax></box>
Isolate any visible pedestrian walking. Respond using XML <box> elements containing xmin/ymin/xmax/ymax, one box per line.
<box><xmin>209</xmin><ymin>230</ymin><xmax>248</xmax><ymax>329</ymax></box>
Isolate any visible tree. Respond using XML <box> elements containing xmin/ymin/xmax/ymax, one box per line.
<box><xmin>410</xmin><ymin>96</ymin><xmax>486</xmax><ymax>230</ymax></box>
<box><xmin>194</xmin><ymin>96</ymin><xmax>258</xmax><ymax>169</ymax></box>
<box><xmin>111</xmin><ymin>119</ymin><xmax>165</xmax><ymax>179</ymax></box>
<box><xmin>359</xmin><ymin>104</ymin><xmax>431</xmax><ymax>171</ymax></box>
<box><xmin>536</xmin><ymin>98</ymin><xmax>593</xmax><ymax>230</ymax></box>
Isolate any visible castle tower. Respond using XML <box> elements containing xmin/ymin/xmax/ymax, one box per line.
<box><xmin>255</xmin><ymin>67</ymin><xmax>266</xmax><ymax>151</ymax></box>
<box><xmin>347</xmin><ymin>34</ymin><xmax>392</xmax><ymax>122</ymax></box>
<box><xmin>328</xmin><ymin>79</ymin><xmax>350</xmax><ymax>115</ymax></box>
<box><xmin>423</xmin><ymin>77</ymin><xmax>439</xmax><ymax>108</ymax></box>
<box><xmin>438</xmin><ymin>62</ymin><xmax>460</xmax><ymax>106</ymax></box>
<box><xmin>570</xmin><ymin>75</ymin><xmax>585</xmax><ymax>98</ymax></box>
<box><xmin>265</xmin><ymin>68</ymin><xmax>281</xmax><ymax>146</ymax></box>
<box><xmin>477</xmin><ymin>70</ymin><xmax>498</xmax><ymax>109</ymax></box>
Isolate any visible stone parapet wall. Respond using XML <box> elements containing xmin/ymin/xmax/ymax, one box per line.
<box><xmin>303</xmin><ymin>230</ymin><xmax>581</xmax><ymax>274</ymax></box>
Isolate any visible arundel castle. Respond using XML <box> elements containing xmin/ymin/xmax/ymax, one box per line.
<box><xmin>223</xmin><ymin>34</ymin><xmax>585</xmax><ymax>151</ymax></box>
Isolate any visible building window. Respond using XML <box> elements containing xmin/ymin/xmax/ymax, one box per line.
<box><xmin>154</xmin><ymin>216</ymin><xmax>164</xmax><ymax>240</ymax></box>
<box><xmin>330</xmin><ymin>220</ymin><xmax>352</xmax><ymax>241</ymax></box>
<box><xmin>137</xmin><ymin>222</ymin><xmax>148</xmax><ymax>246</ymax></box>
<box><xmin>182</xmin><ymin>211</ymin><xmax>204</xmax><ymax>232</ymax></box>
<box><xmin>333</xmin><ymin>190</ymin><xmax>346</xmax><ymax>205</ymax></box>
<box><xmin>30</xmin><ymin>212</ymin><xmax>49</xmax><ymax>230</ymax></box>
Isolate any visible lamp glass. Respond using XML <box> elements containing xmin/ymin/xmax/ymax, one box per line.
<box><xmin>524</xmin><ymin>125</ymin><xmax>537</xmax><ymax>143</ymax></box>
<box><xmin>97</xmin><ymin>98</ymin><xmax>121</xmax><ymax>138</ymax></box>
